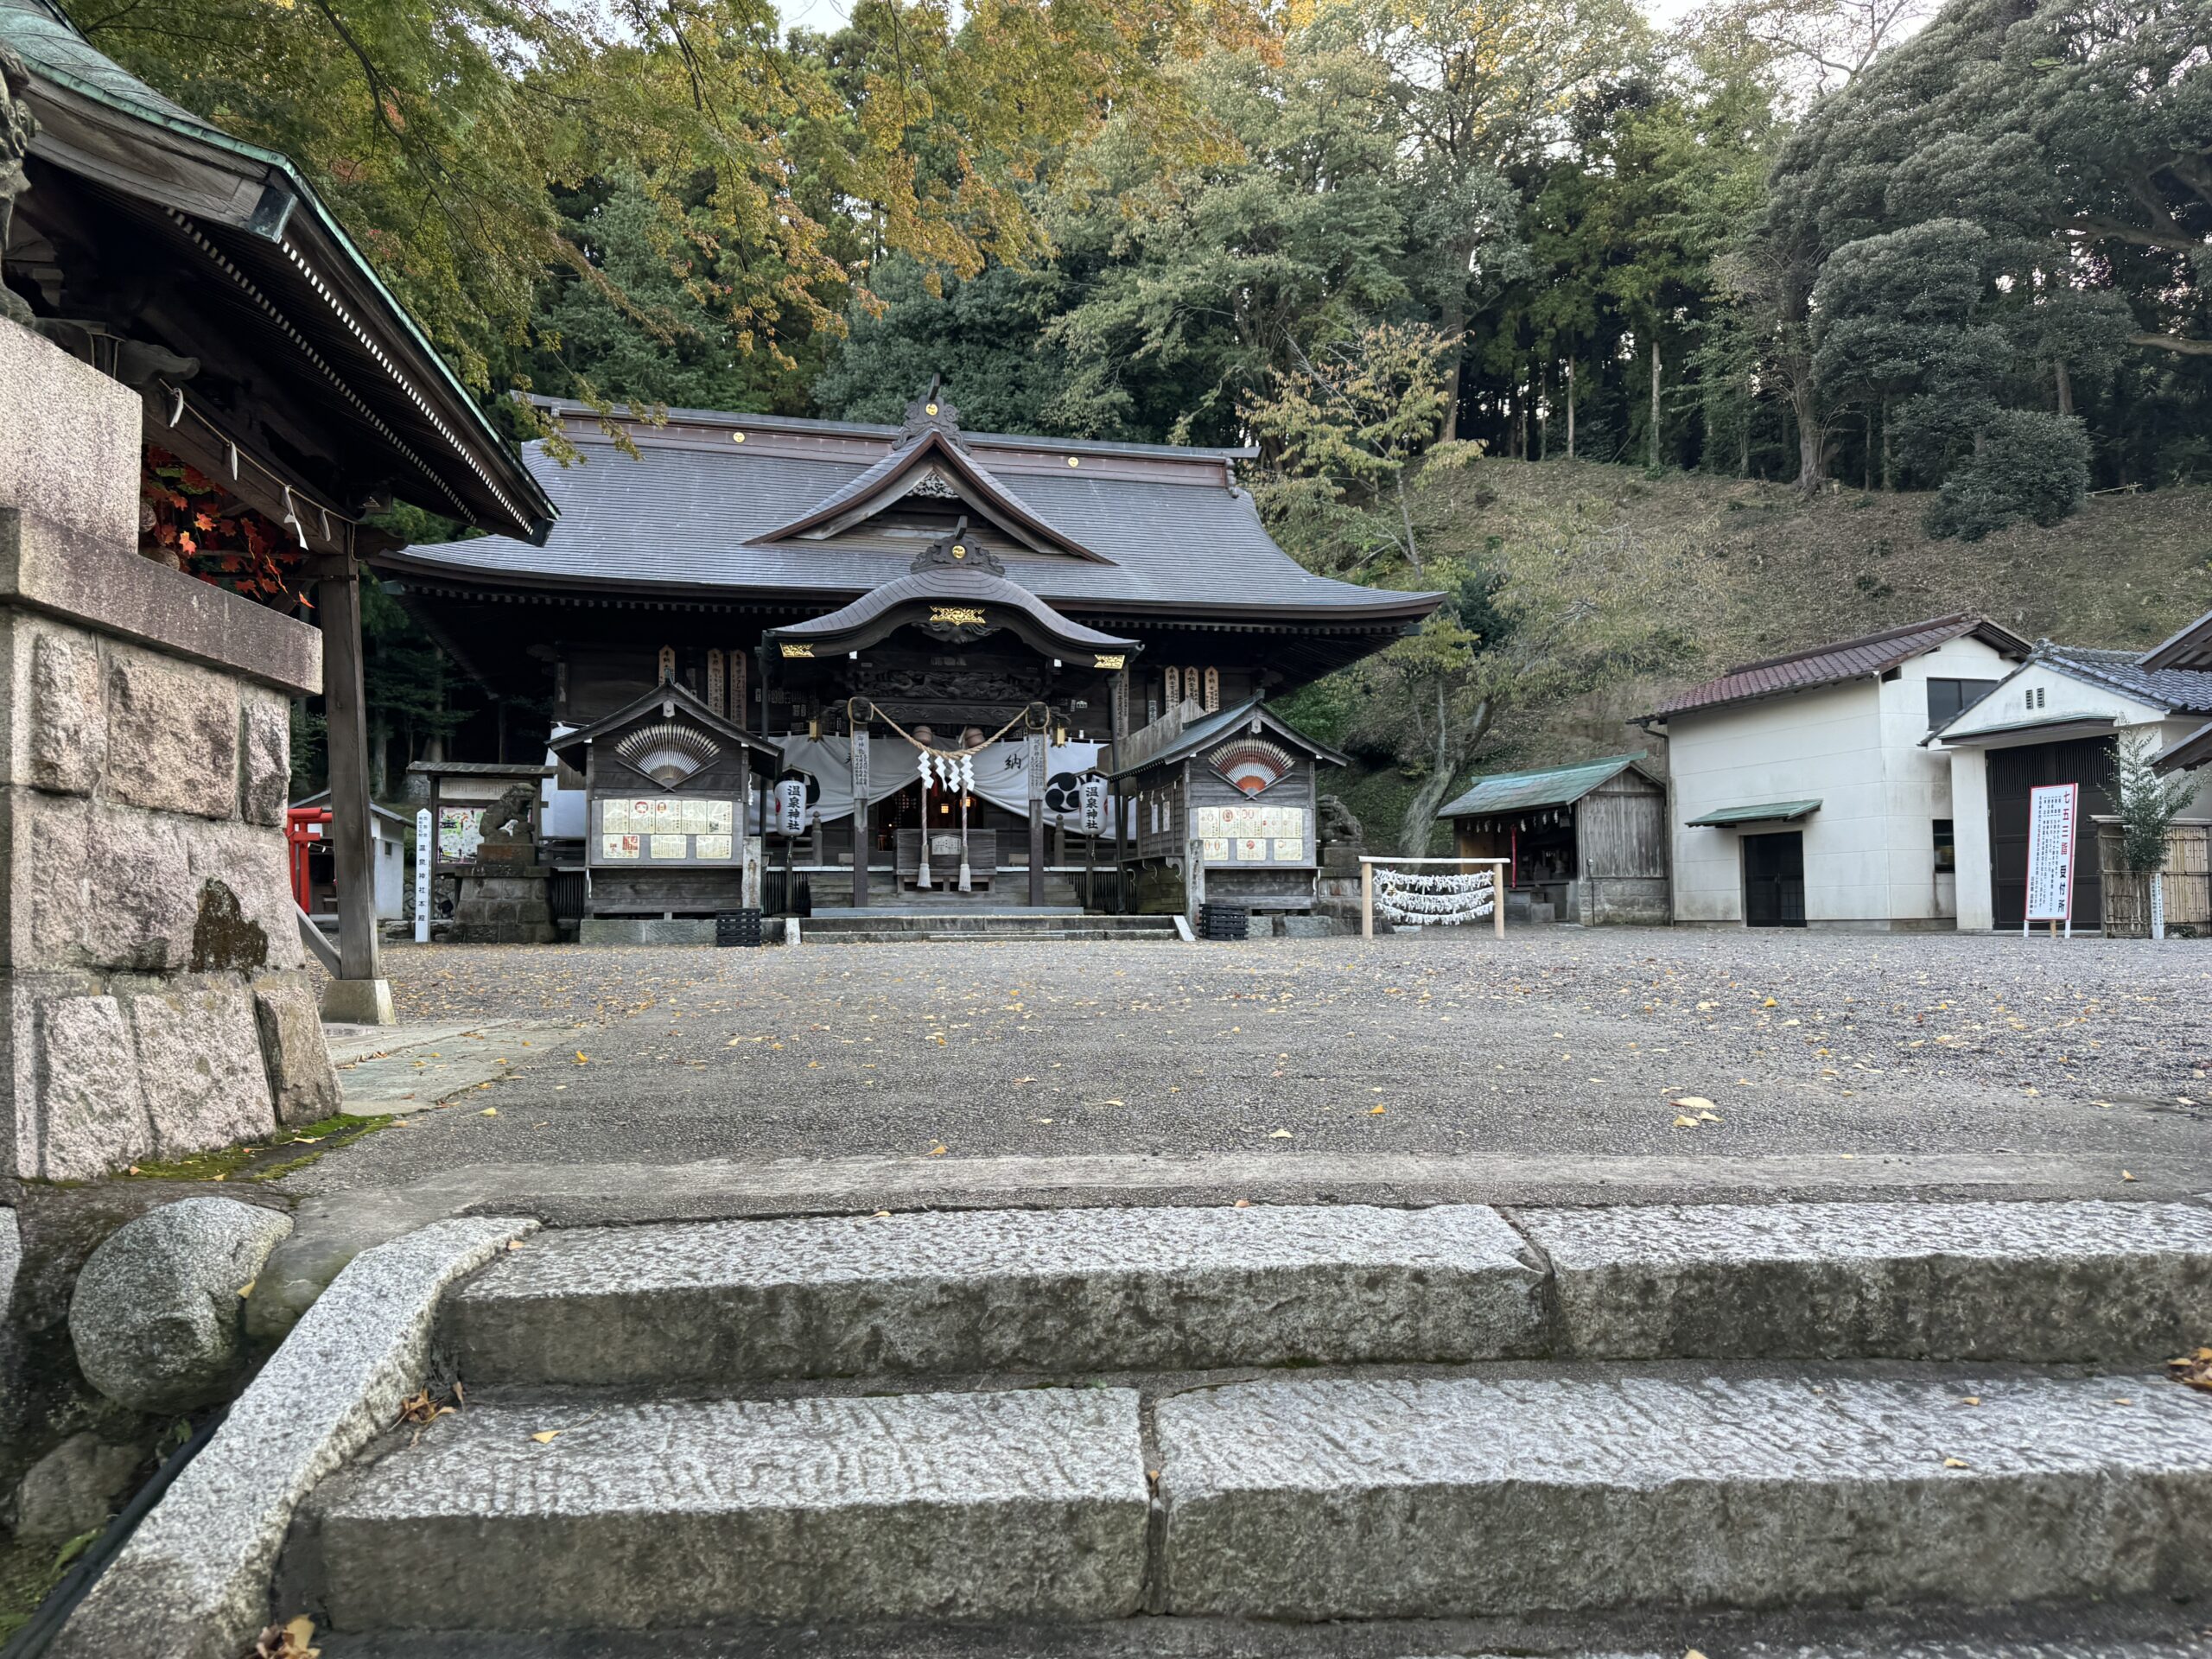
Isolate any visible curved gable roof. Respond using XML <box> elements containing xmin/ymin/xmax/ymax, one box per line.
<box><xmin>760</xmin><ymin>427</ymin><xmax>1110</xmax><ymax>563</ymax></box>
<box><xmin>377</xmin><ymin>397</ymin><xmax>1442</xmax><ymax>630</ymax></box>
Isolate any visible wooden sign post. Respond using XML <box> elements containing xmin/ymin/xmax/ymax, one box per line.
<box><xmin>2024</xmin><ymin>782</ymin><xmax>2079</xmax><ymax>939</ymax></box>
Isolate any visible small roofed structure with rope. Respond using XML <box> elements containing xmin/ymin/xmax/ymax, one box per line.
<box><xmin>1107</xmin><ymin>698</ymin><xmax>1346</xmax><ymax>921</ymax></box>
<box><xmin>2</xmin><ymin>0</ymin><xmax>553</xmax><ymax>1012</ymax></box>
<box><xmin>1439</xmin><ymin>754</ymin><xmax>1669</xmax><ymax>925</ymax></box>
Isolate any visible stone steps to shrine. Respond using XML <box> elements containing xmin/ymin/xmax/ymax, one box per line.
<box><xmin>276</xmin><ymin>1197</ymin><xmax>2212</xmax><ymax>1643</ymax></box>
<box><xmin>437</xmin><ymin>1198</ymin><xmax>2212</xmax><ymax>1386</ymax></box>
<box><xmin>295</xmin><ymin>1366</ymin><xmax>2212</xmax><ymax>1633</ymax></box>
<box><xmin>797</xmin><ymin>910</ymin><xmax>1183</xmax><ymax>944</ymax></box>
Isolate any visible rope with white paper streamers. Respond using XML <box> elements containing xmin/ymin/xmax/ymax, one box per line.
<box><xmin>1375</xmin><ymin>868</ymin><xmax>1496</xmax><ymax>926</ymax></box>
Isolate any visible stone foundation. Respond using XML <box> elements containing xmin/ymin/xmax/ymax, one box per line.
<box><xmin>448</xmin><ymin>865</ymin><xmax>558</xmax><ymax>944</ymax></box>
<box><xmin>1</xmin><ymin>320</ymin><xmax>337</xmax><ymax>1181</ymax></box>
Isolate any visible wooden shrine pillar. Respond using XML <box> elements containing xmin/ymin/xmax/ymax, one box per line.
<box><xmin>315</xmin><ymin>556</ymin><xmax>394</xmax><ymax>1023</ymax></box>
<box><xmin>850</xmin><ymin>728</ymin><xmax>870</xmax><ymax>910</ymax></box>
<box><xmin>1027</xmin><ymin>731</ymin><xmax>1047</xmax><ymax>907</ymax></box>
<box><xmin>1112</xmin><ymin>668</ymin><xmax>1133</xmax><ymax>913</ymax></box>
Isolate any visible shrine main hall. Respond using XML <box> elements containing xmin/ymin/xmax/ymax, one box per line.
<box><xmin>378</xmin><ymin>385</ymin><xmax>1441</xmax><ymax>927</ymax></box>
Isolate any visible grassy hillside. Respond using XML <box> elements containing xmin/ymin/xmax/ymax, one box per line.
<box><xmin>1317</xmin><ymin>459</ymin><xmax>2212</xmax><ymax>854</ymax></box>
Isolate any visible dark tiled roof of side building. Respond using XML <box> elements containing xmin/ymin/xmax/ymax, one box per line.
<box><xmin>2039</xmin><ymin>645</ymin><xmax>2212</xmax><ymax>714</ymax></box>
<box><xmin>1643</xmin><ymin>615</ymin><xmax>2034</xmax><ymax>722</ymax></box>
<box><xmin>380</xmin><ymin>405</ymin><xmax>1442</xmax><ymax>625</ymax></box>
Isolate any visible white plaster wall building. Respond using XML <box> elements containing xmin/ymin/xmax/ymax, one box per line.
<box><xmin>1929</xmin><ymin>624</ymin><xmax>2212</xmax><ymax>932</ymax></box>
<box><xmin>1639</xmin><ymin>617</ymin><xmax>2031</xmax><ymax>929</ymax></box>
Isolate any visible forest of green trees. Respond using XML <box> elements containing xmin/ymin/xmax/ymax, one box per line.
<box><xmin>83</xmin><ymin>0</ymin><xmax>2211</xmax><ymax>828</ymax></box>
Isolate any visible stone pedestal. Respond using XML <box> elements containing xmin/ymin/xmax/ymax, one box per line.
<box><xmin>1313</xmin><ymin>840</ymin><xmax>1370</xmax><ymax>931</ymax></box>
<box><xmin>1</xmin><ymin>321</ymin><xmax>339</xmax><ymax>1180</ymax></box>
<box><xmin>449</xmin><ymin>864</ymin><xmax>558</xmax><ymax>944</ymax></box>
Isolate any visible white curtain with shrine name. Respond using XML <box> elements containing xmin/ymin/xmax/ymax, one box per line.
<box><xmin>774</xmin><ymin>735</ymin><xmax>1109</xmax><ymax>824</ymax></box>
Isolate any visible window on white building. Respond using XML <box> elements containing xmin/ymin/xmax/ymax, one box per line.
<box><xmin>1928</xmin><ymin>678</ymin><xmax>1999</xmax><ymax>728</ymax></box>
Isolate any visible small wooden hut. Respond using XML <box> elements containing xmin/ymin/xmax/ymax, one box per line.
<box><xmin>1440</xmin><ymin>753</ymin><xmax>1669</xmax><ymax>925</ymax></box>
<box><xmin>1110</xmin><ymin>698</ymin><xmax>1344</xmax><ymax>919</ymax></box>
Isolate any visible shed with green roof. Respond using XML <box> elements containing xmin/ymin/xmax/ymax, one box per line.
<box><xmin>1438</xmin><ymin>753</ymin><xmax>1669</xmax><ymax>925</ymax></box>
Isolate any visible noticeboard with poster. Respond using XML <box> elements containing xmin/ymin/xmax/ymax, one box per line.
<box><xmin>2024</xmin><ymin>782</ymin><xmax>2079</xmax><ymax>935</ymax></box>
<box><xmin>437</xmin><ymin>807</ymin><xmax>485</xmax><ymax>864</ymax></box>
<box><xmin>591</xmin><ymin>796</ymin><xmax>741</xmax><ymax>865</ymax></box>
<box><xmin>1190</xmin><ymin>804</ymin><xmax>1310</xmax><ymax>867</ymax></box>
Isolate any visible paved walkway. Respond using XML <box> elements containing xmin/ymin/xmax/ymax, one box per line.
<box><xmin>280</xmin><ymin>931</ymin><xmax>2212</xmax><ymax>1210</ymax></box>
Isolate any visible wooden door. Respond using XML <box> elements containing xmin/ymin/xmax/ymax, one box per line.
<box><xmin>1743</xmin><ymin>831</ymin><xmax>1805</xmax><ymax>927</ymax></box>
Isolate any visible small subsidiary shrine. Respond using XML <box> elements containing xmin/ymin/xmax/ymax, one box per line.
<box><xmin>375</xmin><ymin>384</ymin><xmax>1441</xmax><ymax>922</ymax></box>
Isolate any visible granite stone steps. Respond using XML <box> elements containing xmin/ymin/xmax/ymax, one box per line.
<box><xmin>296</xmin><ymin>1365</ymin><xmax>2212</xmax><ymax>1631</ymax></box>
<box><xmin>441</xmin><ymin>1203</ymin><xmax>1548</xmax><ymax>1384</ymax></box>
<box><xmin>441</xmin><ymin>1198</ymin><xmax>2212</xmax><ymax>1386</ymax></box>
<box><xmin>279</xmin><ymin>1197</ymin><xmax>2212</xmax><ymax>1642</ymax></box>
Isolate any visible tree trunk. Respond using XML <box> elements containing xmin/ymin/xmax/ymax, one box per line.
<box><xmin>1791</xmin><ymin>377</ymin><xmax>1824</xmax><ymax>494</ymax></box>
<box><xmin>1864</xmin><ymin>411</ymin><xmax>1874</xmax><ymax>492</ymax></box>
<box><xmin>1438</xmin><ymin>297</ymin><xmax>1468</xmax><ymax>442</ymax></box>
<box><xmin>1648</xmin><ymin>338</ymin><xmax>1662</xmax><ymax>470</ymax></box>
<box><xmin>1398</xmin><ymin>693</ymin><xmax>1493</xmax><ymax>857</ymax></box>
<box><xmin>1881</xmin><ymin>397</ymin><xmax>1893</xmax><ymax>490</ymax></box>
<box><xmin>1537</xmin><ymin>362</ymin><xmax>1548</xmax><ymax>461</ymax></box>
<box><xmin>1394</xmin><ymin>472</ymin><xmax>1423</xmax><ymax>575</ymax></box>
<box><xmin>369</xmin><ymin>721</ymin><xmax>391</xmax><ymax>800</ymax></box>
<box><xmin>1566</xmin><ymin>362</ymin><xmax>1576</xmax><ymax>461</ymax></box>
<box><xmin>2054</xmin><ymin>356</ymin><xmax>2074</xmax><ymax>418</ymax></box>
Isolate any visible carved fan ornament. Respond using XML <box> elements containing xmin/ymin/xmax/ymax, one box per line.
<box><xmin>1206</xmin><ymin>737</ymin><xmax>1295</xmax><ymax>796</ymax></box>
<box><xmin>615</xmin><ymin>721</ymin><xmax>721</xmax><ymax>788</ymax></box>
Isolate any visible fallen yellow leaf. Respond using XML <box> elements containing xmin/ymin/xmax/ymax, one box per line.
<box><xmin>1942</xmin><ymin>1457</ymin><xmax>1969</xmax><ymax>1469</ymax></box>
<box><xmin>1269</xmin><ymin>1128</ymin><xmax>1294</xmax><ymax>1138</ymax></box>
<box><xmin>531</xmin><ymin>1430</ymin><xmax>561</xmax><ymax>1444</ymax></box>
<box><xmin>1369</xmin><ymin>1105</ymin><xmax>1387</xmax><ymax>1116</ymax></box>
<box><xmin>480</xmin><ymin>1107</ymin><xmax>498</xmax><ymax>1116</ymax></box>
<box><xmin>1671</xmin><ymin>1115</ymin><xmax>1700</xmax><ymax>1128</ymax></box>
<box><xmin>927</xmin><ymin>1143</ymin><xmax>948</xmax><ymax>1156</ymax></box>
<box><xmin>1672</xmin><ymin>1096</ymin><xmax>1716</xmax><ymax>1111</ymax></box>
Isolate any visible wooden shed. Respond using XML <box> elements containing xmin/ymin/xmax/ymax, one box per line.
<box><xmin>1109</xmin><ymin>697</ymin><xmax>1344</xmax><ymax>918</ymax></box>
<box><xmin>1439</xmin><ymin>754</ymin><xmax>1669</xmax><ymax>925</ymax></box>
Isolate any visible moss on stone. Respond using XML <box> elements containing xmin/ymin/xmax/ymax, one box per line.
<box><xmin>123</xmin><ymin>1112</ymin><xmax>392</xmax><ymax>1184</ymax></box>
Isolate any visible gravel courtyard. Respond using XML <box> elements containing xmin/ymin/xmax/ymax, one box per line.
<box><xmin>291</xmin><ymin>928</ymin><xmax>2212</xmax><ymax>1202</ymax></box>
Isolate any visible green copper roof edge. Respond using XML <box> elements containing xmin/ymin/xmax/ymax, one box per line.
<box><xmin>1435</xmin><ymin>752</ymin><xmax>1649</xmax><ymax>819</ymax></box>
<box><xmin>12</xmin><ymin>17</ymin><xmax>552</xmax><ymax>527</ymax></box>
<box><xmin>1685</xmin><ymin>799</ymin><xmax>1822</xmax><ymax>827</ymax></box>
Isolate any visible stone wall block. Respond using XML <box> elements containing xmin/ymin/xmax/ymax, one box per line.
<box><xmin>188</xmin><ymin>823</ymin><xmax>301</xmax><ymax>972</ymax></box>
<box><xmin>124</xmin><ymin>984</ymin><xmax>278</xmax><ymax>1160</ymax></box>
<box><xmin>0</xmin><ymin>325</ymin><xmax>141</xmax><ymax>549</ymax></box>
<box><xmin>28</xmin><ymin>630</ymin><xmax>106</xmax><ymax>796</ymax></box>
<box><xmin>104</xmin><ymin>654</ymin><xmax>238</xmax><ymax>821</ymax></box>
<box><xmin>4</xmin><ymin>791</ymin><xmax>93</xmax><ymax>971</ymax></box>
<box><xmin>82</xmin><ymin>809</ymin><xmax>196</xmax><ymax>972</ymax></box>
<box><xmin>253</xmin><ymin>976</ymin><xmax>341</xmax><ymax>1126</ymax></box>
<box><xmin>238</xmin><ymin>697</ymin><xmax>289</xmax><ymax>827</ymax></box>
<box><xmin>35</xmin><ymin>995</ymin><xmax>154</xmax><ymax>1181</ymax></box>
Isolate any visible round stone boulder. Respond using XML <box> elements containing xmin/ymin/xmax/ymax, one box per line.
<box><xmin>69</xmin><ymin>1198</ymin><xmax>294</xmax><ymax>1414</ymax></box>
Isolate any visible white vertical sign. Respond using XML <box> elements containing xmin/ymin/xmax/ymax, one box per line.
<box><xmin>775</xmin><ymin>779</ymin><xmax>809</xmax><ymax>836</ymax></box>
<box><xmin>849</xmin><ymin>729</ymin><xmax>869</xmax><ymax>804</ymax></box>
<box><xmin>413</xmin><ymin>808</ymin><xmax>432</xmax><ymax>944</ymax></box>
<box><xmin>1077</xmin><ymin>776</ymin><xmax>1109</xmax><ymax>836</ymax></box>
<box><xmin>2024</xmin><ymin>782</ymin><xmax>2079</xmax><ymax>936</ymax></box>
